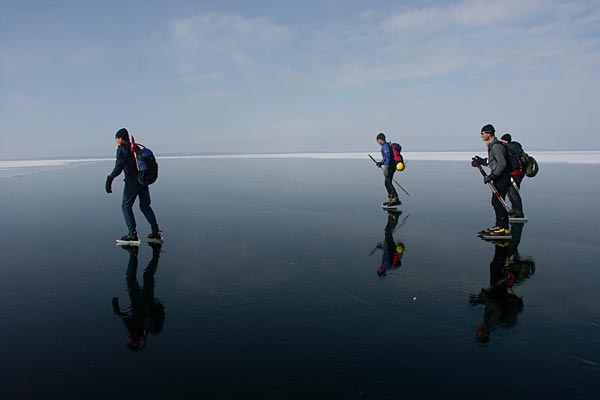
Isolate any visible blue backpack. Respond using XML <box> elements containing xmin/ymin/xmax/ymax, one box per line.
<box><xmin>131</xmin><ymin>138</ymin><xmax>158</xmax><ymax>186</ymax></box>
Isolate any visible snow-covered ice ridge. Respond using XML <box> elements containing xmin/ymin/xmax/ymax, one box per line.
<box><xmin>1</xmin><ymin>151</ymin><xmax>599</xmax><ymax>171</ymax></box>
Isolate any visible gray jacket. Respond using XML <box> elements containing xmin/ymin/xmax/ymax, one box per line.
<box><xmin>487</xmin><ymin>137</ymin><xmax>508</xmax><ymax>177</ymax></box>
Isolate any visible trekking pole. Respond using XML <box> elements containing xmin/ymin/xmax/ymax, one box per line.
<box><xmin>472</xmin><ymin>158</ymin><xmax>510</xmax><ymax>212</ymax></box>
<box><xmin>368</xmin><ymin>154</ymin><xmax>411</xmax><ymax>196</ymax></box>
<box><xmin>369</xmin><ymin>244</ymin><xmax>382</xmax><ymax>256</ymax></box>
<box><xmin>395</xmin><ymin>213</ymin><xmax>410</xmax><ymax>233</ymax></box>
<box><xmin>510</xmin><ymin>177</ymin><xmax>520</xmax><ymax>194</ymax></box>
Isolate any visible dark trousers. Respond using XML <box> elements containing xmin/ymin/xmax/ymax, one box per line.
<box><xmin>492</xmin><ymin>174</ymin><xmax>510</xmax><ymax>228</ymax></box>
<box><xmin>122</xmin><ymin>179</ymin><xmax>159</xmax><ymax>234</ymax></box>
<box><xmin>507</xmin><ymin>174</ymin><xmax>524</xmax><ymax>213</ymax></box>
<box><xmin>384</xmin><ymin>167</ymin><xmax>398</xmax><ymax>198</ymax></box>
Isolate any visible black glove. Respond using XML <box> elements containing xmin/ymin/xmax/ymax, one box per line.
<box><xmin>471</xmin><ymin>156</ymin><xmax>486</xmax><ymax>167</ymax></box>
<box><xmin>375</xmin><ymin>161</ymin><xmax>383</xmax><ymax>168</ymax></box>
<box><xmin>483</xmin><ymin>175</ymin><xmax>494</xmax><ymax>184</ymax></box>
<box><xmin>105</xmin><ymin>176</ymin><xmax>113</xmax><ymax>193</ymax></box>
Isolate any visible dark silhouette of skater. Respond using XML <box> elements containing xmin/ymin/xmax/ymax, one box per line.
<box><xmin>471</xmin><ymin>224</ymin><xmax>535</xmax><ymax>344</ymax></box>
<box><xmin>372</xmin><ymin>210</ymin><xmax>407</xmax><ymax>277</ymax></box>
<box><xmin>112</xmin><ymin>243</ymin><xmax>165</xmax><ymax>351</ymax></box>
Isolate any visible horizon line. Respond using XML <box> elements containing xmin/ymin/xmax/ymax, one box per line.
<box><xmin>1</xmin><ymin>150</ymin><xmax>600</xmax><ymax>168</ymax></box>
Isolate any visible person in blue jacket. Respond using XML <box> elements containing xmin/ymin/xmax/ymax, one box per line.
<box><xmin>105</xmin><ymin>128</ymin><xmax>161</xmax><ymax>243</ymax></box>
<box><xmin>375</xmin><ymin>133</ymin><xmax>400</xmax><ymax>207</ymax></box>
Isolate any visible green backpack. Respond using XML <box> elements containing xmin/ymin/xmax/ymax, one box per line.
<box><xmin>520</xmin><ymin>150</ymin><xmax>539</xmax><ymax>177</ymax></box>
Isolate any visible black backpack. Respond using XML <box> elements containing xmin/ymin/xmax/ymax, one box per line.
<box><xmin>131</xmin><ymin>137</ymin><xmax>158</xmax><ymax>186</ymax></box>
<box><xmin>503</xmin><ymin>141</ymin><xmax>539</xmax><ymax>178</ymax></box>
<box><xmin>505</xmin><ymin>142</ymin><xmax>524</xmax><ymax>172</ymax></box>
<box><xmin>520</xmin><ymin>150</ymin><xmax>539</xmax><ymax>178</ymax></box>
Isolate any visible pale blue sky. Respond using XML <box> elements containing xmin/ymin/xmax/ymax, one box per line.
<box><xmin>1</xmin><ymin>0</ymin><xmax>599</xmax><ymax>158</ymax></box>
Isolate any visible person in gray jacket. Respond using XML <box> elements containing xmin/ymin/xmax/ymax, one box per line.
<box><xmin>472</xmin><ymin>124</ymin><xmax>511</xmax><ymax>236</ymax></box>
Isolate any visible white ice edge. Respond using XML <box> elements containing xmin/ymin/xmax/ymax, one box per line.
<box><xmin>0</xmin><ymin>158</ymin><xmax>108</xmax><ymax>169</ymax></box>
<box><xmin>1</xmin><ymin>151</ymin><xmax>599</xmax><ymax>169</ymax></box>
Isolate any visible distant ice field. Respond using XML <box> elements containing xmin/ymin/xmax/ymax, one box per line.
<box><xmin>1</xmin><ymin>151</ymin><xmax>599</xmax><ymax>179</ymax></box>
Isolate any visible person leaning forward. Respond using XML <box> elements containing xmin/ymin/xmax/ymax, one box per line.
<box><xmin>105</xmin><ymin>128</ymin><xmax>162</xmax><ymax>243</ymax></box>
<box><xmin>375</xmin><ymin>133</ymin><xmax>400</xmax><ymax>207</ymax></box>
<box><xmin>472</xmin><ymin>124</ymin><xmax>511</xmax><ymax>236</ymax></box>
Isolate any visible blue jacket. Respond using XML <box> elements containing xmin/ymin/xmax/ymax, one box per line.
<box><xmin>380</xmin><ymin>142</ymin><xmax>393</xmax><ymax>166</ymax></box>
<box><xmin>108</xmin><ymin>141</ymin><xmax>138</xmax><ymax>180</ymax></box>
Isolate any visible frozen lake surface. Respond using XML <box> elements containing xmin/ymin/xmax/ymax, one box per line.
<box><xmin>1</xmin><ymin>157</ymin><xmax>599</xmax><ymax>398</ymax></box>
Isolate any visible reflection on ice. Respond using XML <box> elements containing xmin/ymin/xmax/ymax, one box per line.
<box><xmin>471</xmin><ymin>224</ymin><xmax>536</xmax><ymax>344</ymax></box>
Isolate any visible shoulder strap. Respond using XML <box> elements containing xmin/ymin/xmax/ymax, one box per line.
<box><xmin>494</xmin><ymin>140</ymin><xmax>507</xmax><ymax>151</ymax></box>
<box><xmin>490</xmin><ymin>140</ymin><xmax>508</xmax><ymax>159</ymax></box>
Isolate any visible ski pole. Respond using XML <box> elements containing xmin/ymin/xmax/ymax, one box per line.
<box><xmin>472</xmin><ymin>158</ymin><xmax>510</xmax><ymax>212</ymax></box>
<box><xmin>369</xmin><ymin>154</ymin><xmax>411</xmax><ymax>196</ymax></box>
<box><xmin>395</xmin><ymin>213</ymin><xmax>410</xmax><ymax>233</ymax></box>
<box><xmin>369</xmin><ymin>244</ymin><xmax>382</xmax><ymax>256</ymax></box>
<box><xmin>510</xmin><ymin>177</ymin><xmax>520</xmax><ymax>194</ymax></box>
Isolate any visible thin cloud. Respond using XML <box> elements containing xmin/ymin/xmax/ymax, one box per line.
<box><xmin>176</xmin><ymin>64</ymin><xmax>223</xmax><ymax>83</ymax></box>
<box><xmin>192</xmin><ymin>89</ymin><xmax>239</xmax><ymax>99</ymax></box>
<box><xmin>167</xmin><ymin>12</ymin><xmax>292</xmax><ymax>82</ymax></box>
<box><xmin>287</xmin><ymin>0</ymin><xmax>600</xmax><ymax>88</ymax></box>
<box><xmin>174</xmin><ymin>12</ymin><xmax>288</xmax><ymax>40</ymax></box>
<box><xmin>382</xmin><ymin>0</ymin><xmax>546</xmax><ymax>32</ymax></box>
<box><xmin>168</xmin><ymin>12</ymin><xmax>291</xmax><ymax>52</ymax></box>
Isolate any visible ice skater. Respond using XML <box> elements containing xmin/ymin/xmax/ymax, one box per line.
<box><xmin>471</xmin><ymin>124</ymin><xmax>511</xmax><ymax>237</ymax></box>
<box><xmin>500</xmin><ymin>133</ymin><xmax>525</xmax><ymax>219</ymax></box>
<box><xmin>374</xmin><ymin>133</ymin><xmax>401</xmax><ymax>207</ymax></box>
<box><xmin>105</xmin><ymin>128</ymin><xmax>162</xmax><ymax>244</ymax></box>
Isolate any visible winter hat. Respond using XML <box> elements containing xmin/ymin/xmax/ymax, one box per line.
<box><xmin>115</xmin><ymin>128</ymin><xmax>129</xmax><ymax>140</ymax></box>
<box><xmin>501</xmin><ymin>133</ymin><xmax>512</xmax><ymax>142</ymax></box>
<box><xmin>481</xmin><ymin>124</ymin><xmax>495</xmax><ymax>134</ymax></box>
<box><xmin>376</xmin><ymin>133</ymin><xmax>386</xmax><ymax>141</ymax></box>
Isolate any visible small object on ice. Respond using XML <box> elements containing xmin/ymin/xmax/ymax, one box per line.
<box><xmin>413</xmin><ymin>297</ymin><xmax>417</xmax><ymax>301</ymax></box>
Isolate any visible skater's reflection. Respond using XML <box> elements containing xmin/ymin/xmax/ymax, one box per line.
<box><xmin>471</xmin><ymin>224</ymin><xmax>535</xmax><ymax>344</ymax></box>
<box><xmin>112</xmin><ymin>243</ymin><xmax>165</xmax><ymax>351</ymax></box>
<box><xmin>371</xmin><ymin>210</ymin><xmax>407</xmax><ymax>277</ymax></box>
